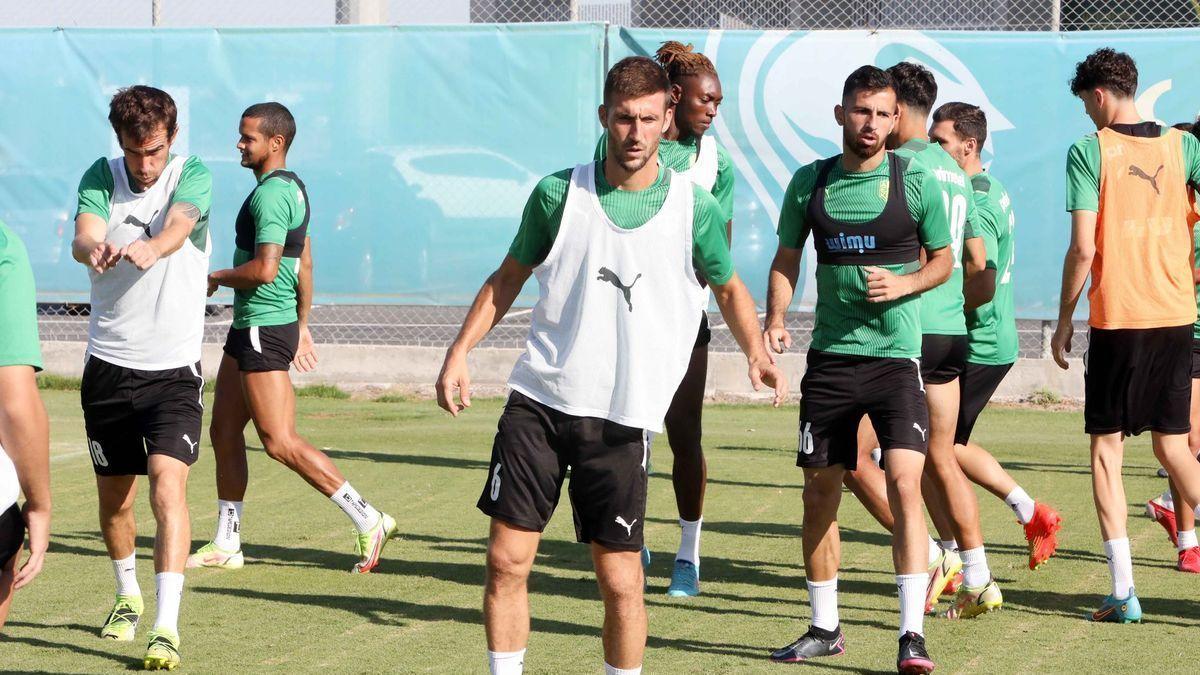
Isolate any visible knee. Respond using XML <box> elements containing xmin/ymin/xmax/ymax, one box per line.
<box><xmin>260</xmin><ymin>432</ymin><xmax>301</xmax><ymax>464</ymax></box>
<box><xmin>665</xmin><ymin>416</ymin><xmax>703</xmax><ymax>454</ymax></box>
<box><xmin>598</xmin><ymin>570</ymin><xmax>644</xmax><ymax>608</ymax></box>
<box><xmin>209</xmin><ymin>418</ymin><xmax>241</xmax><ymax>449</ymax></box>
<box><xmin>888</xmin><ymin>472</ymin><xmax>923</xmax><ymax>500</ymax></box>
<box><xmin>486</xmin><ymin>549</ymin><xmax>532</xmax><ymax>593</ymax></box>
<box><xmin>1091</xmin><ymin>445</ymin><xmax>1122</xmax><ymax>473</ymax></box>
<box><xmin>97</xmin><ymin>490</ymin><xmax>133</xmax><ymax>520</ymax></box>
<box><xmin>803</xmin><ymin>481</ymin><xmax>841</xmax><ymax>511</ymax></box>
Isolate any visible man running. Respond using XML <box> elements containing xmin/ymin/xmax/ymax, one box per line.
<box><xmin>0</xmin><ymin>219</ymin><xmax>51</xmax><ymax>631</ymax></box>
<box><xmin>1052</xmin><ymin>47</ymin><xmax>1200</xmax><ymax>622</ymax></box>
<box><xmin>73</xmin><ymin>85</ymin><xmax>210</xmax><ymax>668</ymax></box>
<box><xmin>437</xmin><ymin>56</ymin><xmax>784</xmax><ymax>675</ymax></box>
<box><xmin>884</xmin><ymin>62</ymin><xmax>1002</xmax><ymax>619</ymax></box>
<box><xmin>764</xmin><ymin>65</ymin><xmax>950</xmax><ymax>674</ymax></box>
<box><xmin>596</xmin><ymin>40</ymin><xmax>734</xmax><ymax>597</ymax></box>
<box><xmin>189</xmin><ymin>102</ymin><xmax>397</xmax><ymax>574</ymax></box>
<box><xmin>929</xmin><ymin>101</ymin><xmax>1063</xmax><ymax>570</ymax></box>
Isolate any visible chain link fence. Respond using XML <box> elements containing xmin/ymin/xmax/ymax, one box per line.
<box><xmin>6</xmin><ymin>0</ymin><xmax>1199</xmax><ymax>30</ymax></box>
<box><xmin>36</xmin><ymin>303</ymin><xmax>1082</xmax><ymax>359</ymax></box>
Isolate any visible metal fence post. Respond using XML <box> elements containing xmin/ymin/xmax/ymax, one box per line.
<box><xmin>1041</xmin><ymin>320</ymin><xmax>1054</xmax><ymax>359</ymax></box>
<box><xmin>152</xmin><ymin>0</ymin><xmax>162</xmax><ymax>26</ymax></box>
<box><xmin>1050</xmin><ymin>0</ymin><xmax>1062</xmax><ymax>31</ymax></box>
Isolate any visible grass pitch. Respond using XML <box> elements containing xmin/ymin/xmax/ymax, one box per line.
<box><xmin>2</xmin><ymin>391</ymin><xmax>1197</xmax><ymax>673</ymax></box>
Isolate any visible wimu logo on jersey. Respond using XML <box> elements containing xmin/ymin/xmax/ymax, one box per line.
<box><xmin>691</xmin><ymin>30</ymin><xmax>1011</xmax><ymax>306</ymax></box>
<box><xmin>825</xmin><ymin>232</ymin><xmax>877</xmax><ymax>254</ymax></box>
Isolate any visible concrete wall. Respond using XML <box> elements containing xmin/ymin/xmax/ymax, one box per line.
<box><xmin>42</xmin><ymin>341</ymin><xmax>1085</xmax><ymax>400</ymax></box>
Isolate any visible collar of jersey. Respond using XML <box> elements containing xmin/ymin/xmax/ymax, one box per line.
<box><xmin>593</xmin><ymin>160</ymin><xmax>667</xmax><ymax>196</ymax></box>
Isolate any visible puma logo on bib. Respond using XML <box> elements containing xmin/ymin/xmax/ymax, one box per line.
<box><xmin>597</xmin><ymin>267</ymin><xmax>641</xmax><ymax>312</ymax></box>
<box><xmin>124</xmin><ymin>210</ymin><xmax>160</xmax><ymax>238</ymax></box>
<box><xmin>1128</xmin><ymin>164</ymin><xmax>1164</xmax><ymax>195</ymax></box>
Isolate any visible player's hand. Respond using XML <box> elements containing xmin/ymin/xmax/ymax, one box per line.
<box><xmin>1051</xmin><ymin>320</ymin><xmax>1074</xmax><ymax>370</ymax></box>
<box><xmin>436</xmin><ymin>351</ymin><xmax>472</xmax><ymax>417</ymax></box>
<box><xmin>87</xmin><ymin>242</ymin><xmax>123</xmax><ymax>274</ymax></box>
<box><xmin>206</xmin><ymin>275</ymin><xmax>220</xmax><ymax>297</ymax></box>
<box><xmin>864</xmin><ymin>266</ymin><xmax>914</xmax><ymax>303</ymax></box>
<box><xmin>123</xmin><ymin>238</ymin><xmax>161</xmax><ymax>271</ymax></box>
<box><xmin>763</xmin><ymin>324</ymin><xmax>792</xmax><ymax>364</ymax></box>
<box><xmin>748</xmin><ymin>356</ymin><xmax>788</xmax><ymax>407</ymax></box>
<box><xmin>293</xmin><ymin>325</ymin><xmax>319</xmax><ymax>373</ymax></box>
<box><xmin>14</xmin><ymin>501</ymin><xmax>49</xmax><ymax>590</ymax></box>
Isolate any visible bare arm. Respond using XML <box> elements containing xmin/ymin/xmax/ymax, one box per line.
<box><xmin>963</xmin><ymin>236</ymin><xmax>986</xmax><ymax>278</ymax></box>
<box><xmin>436</xmin><ymin>255</ymin><xmax>534</xmax><ymax>416</ymax></box>
<box><xmin>72</xmin><ymin>213</ymin><xmax>121</xmax><ymax>274</ymax></box>
<box><xmin>123</xmin><ymin>202</ymin><xmax>203</xmax><ymax>271</ymax></box>
<box><xmin>293</xmin><ymin>237</ymin><xmax>318</xmax><ymax>372</ymax></box>
<box><xmin>208</xmin><ymin>243</ymin><xmax>283</xmax><ymax>295</ymax></box>
<box><xmin>0</xmin><ymin>366</ymin><xmax>50</xmax><ymax>589</ymax></box>
<box><xmin>763</xmin><ymin>245</ymin><xmax>803</xmax><ymax>356</ymax></box>
<box><xmin>1050</xmin><ymin>210</ymin><xmax>1097</xmax><ymax>369</ymax></box>
<box><xmin>963</xmin><ymin>268</ymin><xmax>997</xmax><ymax>312</ymax></box>
<box><xmin>864</xmin><ymin>245</ymin><xmax>953</xmax><ymax>302</ymax></box>
<box><xmin>711</xmin><ymin>272</ymin><xmax>788</xmax><ymax>406</ymax></box>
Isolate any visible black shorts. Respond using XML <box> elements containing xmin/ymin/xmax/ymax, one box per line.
<box><xmin>920</xmin><ymin>334</ymin><xmax>969</xmax><ymax>385</ymax></box>
<box><xmin>797</xmin><ymin>350</ymin><xmax>929</xmax><ymax>470</ymax></box>
<box><xmin>694</xmin><ymin>312</ymin><xmax>712</xmax><ymax>350</ymax></box>
<box><xmin>955</xmin><ymin>362</ymin><xmax>1013</xmax><ymax>445</ymax></box>
<box><xmin>1085</xmin><ymin>325</ymin><xmax>1192</xmax><ymax>436</ymax></box>
<box><xmin>81</xmin><ymin>355</ymin><xmax>204</xmax><ymax>476</ymax></box>
<box><xmin>223</xmin><ymin>322</ymin><xmax>299</xmax><ymax>372</ymax></box>
<box><xmin>1191</xmin><ymin>338</ymin><xmax>1200</xmax><ymax>379</ymax></box>
<box><xmin>477</xmin><ymin>390</ymin><xmax>649</xmax><ymax>552</ymax></box>
<box><xmin>0</xmin><ymin>504</ymin><xmax>22</xmax><ymax>569</ymax></box>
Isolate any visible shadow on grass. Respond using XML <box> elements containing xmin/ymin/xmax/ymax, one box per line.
<box><xmin>0</xmin><ymin>633</ymin><xmax>138</xmax><ymax>669</ymax></box>
<box><xmin>190</xmin><ymin>586</ymin><xmax>768</xmax><ymax>659</ymax></box>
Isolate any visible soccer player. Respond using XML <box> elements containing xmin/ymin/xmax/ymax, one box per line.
<box><xmin>1144</xmin><ymin>120</ymin><xmax>1200</xmax><ymax>574</ymax></box>
<box><xmin>885</xmin><ymin>62</ymin><xmax>1002</xmax><ymax>619</ymax></box>
<box><xmin>764</xmin><ymin>65</ymin><xmax>951</xmax><ymax>673</ymax></box>
<box><xmin>436</xmin><ymin>56</ymin><xmax>784</xmax><ymax>675</ymax></box>
<box><xmin>0</xmin><ymin>220</ymin><xmax>51</xmax><ymax>631</ymax></box>
<box><xmin>929</xmin><ymin>102</ymin><xmax>1064</xmax><ymax>570</ymax></box>
<box><xmin>597</xmin><ymin>40</ymin><xmax>734</xmax><ymax>596</ymax></box>
<box><xmin>190</xmin><ymin>103</ymin><xmax>397</xmax><ymax>574</ymax></box>
<box><xmin>73</xmin><ymin>85</ymin><xmax>211</xmax><ymax>668</ymax></box>
<box><xmin>1052</xmin><ymin>48</ymin><xmax>1200</xmax><ymax>622</ymax></box>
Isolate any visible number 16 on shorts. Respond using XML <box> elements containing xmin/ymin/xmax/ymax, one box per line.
<box><xmin>799</xmin><ymin>422</ymin><xmax>814</xmax><ymax>455</ymax></box>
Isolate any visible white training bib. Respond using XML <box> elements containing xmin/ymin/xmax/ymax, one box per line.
<box><xmin>508</xmin><ymin>162</ymin><xmax>707</xmax><ymax>433</ymax></box>
<box><xmin>87</xmin><ymin>156</ymin><xmax>210</xmax><ymax>370</ymax></box>
<box><xmin>678</xmin><ymin>136</ymin><xmax>719</xmax><ymax>192</ymax></box>
<box><xmin>0</xmin><ymin>443</ymin><xmax>17</xmax><ymax>513</ymax></box>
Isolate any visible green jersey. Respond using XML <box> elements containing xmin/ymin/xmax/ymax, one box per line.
<box><xmin>777</xmin><ymin>153</ymin><xmax>951</xmax><ymax>359</ymax></box>
<box><xmin>0</xmin><ymin>219</ymin><xmax>42</xmax><ymax>370</ymax></box>
<box><xmin>1066</xmin><ymin>122</ymin><xmax>1200</xmax><ymax>212</ymax></box>
<box><xmin>894</xmin><ymin>139</ymin><xmax>977</xmax><ymax>336</ymax></box>
<box><xmin>594</xmin><ymin>132</ymin><xmax>735</xmax><ymax>223</ymax></box>
<box><xmin>76</xmin><ymin>154</ymin><xmax>212</xmax><ymax>251</ymax></box>
<box><xmin>232</xmin><ymin>170</ymin><xmax>310</xmax><ymax>329</ymax></box>
<box><xmin>509</xmin><ymin>161</ymin><xmax>733</xmax><ymax>285</ymax></box>
<box><xmin>966</xmin><ymin>172</ymin><xmax>1018</xmax><ymax>365</ymax></box>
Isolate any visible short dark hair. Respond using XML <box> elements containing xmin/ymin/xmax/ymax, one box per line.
<box><xmin>109</xmin><ymin>85</ymin><xmax>177</xmax><ymax>143</ymax></box>
<box><xmin>933</xmin><ymin>102</ymin><xmax>988</xmax><ymax>149</ymax></box>
<box><xmin>887</xmin><ymin>62</ymin><xmax>937</xmax><ymax>113</ymax></box>
<box><xmin>1069</xmin><ymin>48</ymin><xmax>1138</xmax><ymax>98</ymax></box>
<box><xmin>604</xmin><ymin>56</ymin><xmax>671</xmax><ymax>106</ymax></box>
<box><xmin>841</xmin><ymin>65</ymin><xmax>894</xmax><ymax>101</ymax></box>
<box><xmin>242</xmin><ymin>102</ymin><xmax>296</xmax><ymax>150</ymax></box>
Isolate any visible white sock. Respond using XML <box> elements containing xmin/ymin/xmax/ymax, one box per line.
<box><xmin>604</xmin><ymin>665</ymin><xmax>641</xmax><ymax>675</ymax></box>
<box><xmin>896</xmin><ymin>573</ymin><xmax>927</xmax><ymax>637</ymax></box>
<box><xmin>215</xmin><ymin>499</ymin><xmax>243</xmax><ymax>552</ymax></box>
<box><xmin>938</xmin><ymin>539</ymin><xmax>958</xmax><ymax>553</ymax></box>
<box><xmin>927</xmin><ymin>536</ymin><xmax>941</xmax><ymax>566</ymax></box>
<box><xmin>112</xmin><ymin>553</ymin><xmax>140</xmax><ymax>597</ymax></box>
<box><xmin>331</xmin><ymin>482</ymin><xmax>381</xmax><ymax>533</ymax></box>
<box><xmin>1161</xmin><ymin>490</ymin><xmax>1174</xmax><ymax>511</ymax></box>
<box><xmin>807</xmin><ymin>577</ymin><xmax>839</xmax><ymax>631</ymax></box>
<box><xmin>1178</xmin><ymin>529</ymin><xmax>1198</xmax><ymax>551</ymax></box>
<box><xmin>1103</xmin><ymin>538</ymin><xmax>1134</xmax><ymax>599</ymax></box>
<box><xmin>959</xmin><ymin>546</ymin><xmax>991</xmax><ymax>588</ymax></box>
<box><xmin>153</xmin><ymin>572</ymin><xmax>184</xmax><ymax>633</ymax></box>
<box><xmin>487</xmin><ymin>649</ymin><xmax>525</xmax><ymax>675</ymax></box>
<box><xmin>871</xmin><ymin>447</ymin><xmax>882</xmax><ymax>466</ymax></box>
<box><xmin>1004</xmin><ymin>486</ymin><xmax>1036</xmax><ymax>524</ymax></box>
<box><xmin>1193</xmin><ymin>503</ymin><xmax>1200</xmax><ymax>522</ymax></box>
<box><xmin>676</xmin><ymin>517</ymin><xmax>702</xmax><ymax>567</ymax></box>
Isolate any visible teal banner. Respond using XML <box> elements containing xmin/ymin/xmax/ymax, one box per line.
<box><xmin>2</xmin><ymin>25</ymin><xmax>1199</xmax><ymax>318</ymax></box>
<box><xmin>0</xmin><ymin>24</ymin><xmax>605</xmax><ymax>305</ymax></box>
<box><xmin>612</xmin><ymin>27</ymin><xmax>1200</xmax><ymax>318</ymax></box>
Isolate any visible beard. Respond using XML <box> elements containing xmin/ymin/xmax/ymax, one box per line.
<box><xmin>844</xmin><ymin>125</ymin><xmax>885</xmax><ymax>160</ymax></box>
<box><xmin>615</xmin><ymin>140</ymin><xmax>657</xmax><ymax>173</ymax></box>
